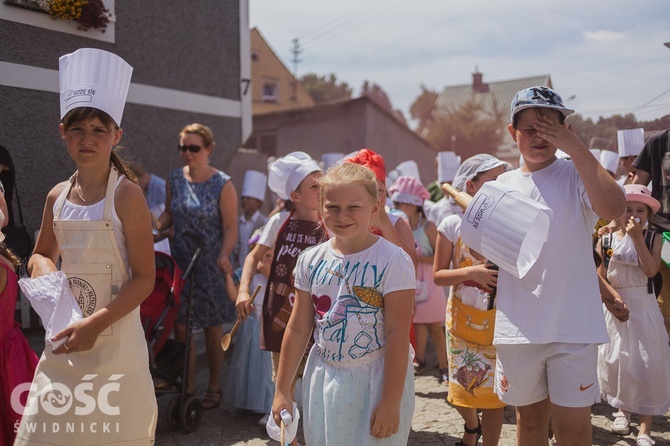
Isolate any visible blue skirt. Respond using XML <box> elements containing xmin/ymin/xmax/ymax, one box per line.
<box><xmin>302</xmin><ymin>346</ymin><xmax>414</xmax><ymax>445</ymax></box>
<box><xmin>223</xmin><ymin>315</ymin><xmax>274</xmax><ymax>413</ymax></box>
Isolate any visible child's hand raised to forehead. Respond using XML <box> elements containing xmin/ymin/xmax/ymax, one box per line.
<box><xmin>533</xmin><ymin>113</ymin><xmax>586</xmax><ymax>157</ymax></box>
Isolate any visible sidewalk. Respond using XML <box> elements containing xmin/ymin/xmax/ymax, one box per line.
<box><xmin>24</xmin><ymin>328</ymin><xmax>670</xmax><ymax>445</ymax></box>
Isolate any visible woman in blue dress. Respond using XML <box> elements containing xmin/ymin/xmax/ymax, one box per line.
<box><xmin>157</xmin><ymin>123</ymin><xmax>238</xmax><ymax>410</ymax></box>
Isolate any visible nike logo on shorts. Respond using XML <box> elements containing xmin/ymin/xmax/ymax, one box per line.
<box><xmin>579</xmin><ymin>383</ymin><xmax>594</xmax><ymax>391</ymax></box>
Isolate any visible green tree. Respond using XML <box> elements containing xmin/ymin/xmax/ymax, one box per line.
<box><xmin>640</xmin><ymin>115</ymin><xmax>670</xmax><ymax>131</ymax></box>
<box><xmin>424</xmin><ymin>97</ymin><xmax>505</xmax><ymax>160</ymax></box>
<box><xmin>300</xmin><ymin>73</ymin><xmax>352</xmax><ymax>104</ymax></box>
<box><xmin>409</xmin><ymin>85</ymin><xmax>438</xmax><ymax>134</ymax></box>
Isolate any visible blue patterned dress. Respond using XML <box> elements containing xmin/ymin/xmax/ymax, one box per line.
<box><xmin>169</xmin><ymin>168</ymin><xmax>235</xmax><ymax>327</ymax></box>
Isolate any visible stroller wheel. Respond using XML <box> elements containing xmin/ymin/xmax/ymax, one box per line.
<box><xmin>180</xmin><ymin>395</ymin><xmax>203</xmax><ymax>432</ymax></box>
<box><xmin>166</xmin><ymin>396</ymin><xmax>181</xmax><ymax>431</ymax></box>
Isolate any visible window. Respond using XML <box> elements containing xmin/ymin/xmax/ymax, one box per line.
<box><xmin>262</xmin><ymin>81</ymin><xmax>278</xmax><ymax>102</ymax></box>
<box><xmin>1</xmin><ymin>0</ymin><xmax>116</xmax><ymax>43</ymax></box>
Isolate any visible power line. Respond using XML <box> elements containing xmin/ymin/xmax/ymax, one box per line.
<box><xmin>335</xmin><ymin>0</ymin><xmax>498</xmax><ymax>69</ymax></box>
<box><xmin>631</xmin><ymin>88</ymin><xmax>670</xmax><ymax>113</ymax></box>
<box><xmin>298</xmin><ymin>0</ymin><xmax>387</xmax><ymax>42</ymax></box>
<box><xmin>302</xmin><ymin>0</ymin><xmax>408</xmax><ymax>48</ymax></box>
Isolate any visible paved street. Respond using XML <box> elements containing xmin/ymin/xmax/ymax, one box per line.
<box><xmin>152</xmin><ymin>333</ymin><xmax>670</xmax><ymax>446</ymax></box>
<box><xmin>22</xmin><ymin>326</ymin><xmax>670</xmax><ymax>445</ymax></box>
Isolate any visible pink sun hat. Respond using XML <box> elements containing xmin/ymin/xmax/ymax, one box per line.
<box><xmin>388</xmin><ymin>175</ymin><xmax>430</xmax><ymax>207</ymax></box>
<box><xmin>623</xmin><ymin>184</ymin><xmax>660</xmax><ymax>214</ymax></box>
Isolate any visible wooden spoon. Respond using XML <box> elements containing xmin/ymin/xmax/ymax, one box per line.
<box><xmin>220</xmin><ymin>284</ymin><xmax>262</xmax><ymax>351</ymax></box>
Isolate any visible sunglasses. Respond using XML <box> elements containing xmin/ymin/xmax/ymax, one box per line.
<box><xmin>177</xmin><ymin>144</ymin><xmax>203</xmax><ymax>153</ymax></box>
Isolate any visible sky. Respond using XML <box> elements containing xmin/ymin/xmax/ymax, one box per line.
<box><xmin>250</xmin><ymin>0</ymin><xmax>670</xmax><ymax>129</ymax></box>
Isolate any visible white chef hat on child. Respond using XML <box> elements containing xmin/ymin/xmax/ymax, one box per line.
<box><xmin>617</xmin><ymin>128</ymin><xmax>645</xmax><ymax>158</ymax></box>
<box><xmin>452</xmin><ymin>154</ymin><xmax>508</xmax><ymax>193</ymax></box>
<box><xmin>599</xmin><ymin>150</ymin><xmax>619</xmax><ymax>175</ymax></box>
<box><xmin>241</xmin><ymin>170</ymin><xmax>267</xmax><ymax>202</ymax></box>
<box><xmin>268</xmin><ymin>151</ymin><xmax>321</xmax><ymax>200</ymax></box>
<box><xmin>59</xmin><ymin>48</ymin><xmax>133</xmax><ymax>126</ymax></box>
<box><xmin>395</xmin><ymin>160</ymin><xmax>421</xmax><ymax>183</ymax></box>
<box><xmin>321</xmin><ymin>153</ymin><xmax>344</xmax><ymax>170</ymax></box>
<box><xmin>437</xmin><ymin>152</ymin><xmax>461</xmax><ymax>183</ymax></box>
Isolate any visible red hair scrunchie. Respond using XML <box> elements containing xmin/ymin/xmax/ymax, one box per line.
<box><xmin>345</xmin><ymin>148</ymin><xmax>386</xmax><ymax>183</ymax></box>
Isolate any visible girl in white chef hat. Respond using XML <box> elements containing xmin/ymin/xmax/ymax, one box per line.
<box><xmin>16</xmin><ymin>48</ymin><xmax>157</xmax><ymax>445</ymax></box>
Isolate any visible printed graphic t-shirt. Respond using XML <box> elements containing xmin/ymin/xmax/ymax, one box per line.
<box><xmin>294</xmin><ymin>237</ymin><xmax>415</xmax><ymax>363</ymax></box>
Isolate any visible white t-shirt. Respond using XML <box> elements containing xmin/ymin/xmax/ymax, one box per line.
<box><xmin>258</xmin><ymin>211</ymin><xmax>291</xmax><ymax>249</ymax></box>
<box><xmin>493</xmin><ymin>159</ymin><xmax>608</xmax><ymax>345</ymax></box>
<box><xmin>294</xmin><ymin>237</ymin><xmax>415</xmax><ymax>363</ymax></box>
<box><xmin>428</xmin><ymin>197</ymin><xmax>463</xmax><ymax>227</ymax></box>
<box><xmin>437</xmin><ymin>213</ymin><xmax>461</xmax><ymax>244</ymax></box>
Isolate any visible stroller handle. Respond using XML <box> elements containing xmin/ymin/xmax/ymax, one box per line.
<box><xmin>181</xmin><ymin>230</ymin><xmax>205</xmax><ymax>279</ymax></box>
<box><xmin>183</xmin><ymin>230</ymin><xmax>205</xmax><ymax>246</ymax></box>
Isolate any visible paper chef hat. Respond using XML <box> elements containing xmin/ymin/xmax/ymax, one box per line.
<box><xmin>437</xmin><ymin>152</ymin><xmax>460</xmax><ymax>183</ymax></box>
<box><xmin>322</xmin><ymin>153</ymin><xmax>344</xmax><ymax>170</ymax></box>
<box><xmin>59</xmin><ymin>48</ymin><xmax>133</xmax><ymax>126</ymax></box>
<box><xmin>241</xmin><ymin>170</ymin><xmax>267</xmax><ymax>202</ymax></box>
<box><xmin>395</xmin><ymin>160</ymin><xmax>421</xmax><ymax>183</ymax></box>
<box><xmin>617</xmin><ymin>128</ymin><xmax>645</xmax><ymax>158</ymax></box>
<box><xmin>599</xmin><ymin>150</ymin><xmax>619</xmax><ymax>175</ymax></box>
<box><xmin>268</xmin><ymin>151</ymin><xmax>321</xmax><ymax>200</ymax></box>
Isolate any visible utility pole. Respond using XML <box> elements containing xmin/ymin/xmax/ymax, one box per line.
<box><xmin>290</xmin><ymin>38</ymin><xmax>302</xmax><ymax>102</ymax></box>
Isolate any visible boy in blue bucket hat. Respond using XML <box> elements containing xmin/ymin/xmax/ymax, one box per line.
<box><xmin>492</xmin><ymin>86</ymin><xmax>626</xmax><ymax>446</ymax></box>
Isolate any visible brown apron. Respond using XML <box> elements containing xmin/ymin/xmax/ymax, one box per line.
<box><xmin>260</xmin><ymin>212</ymin><xmax>326</xmax><ymax>352</ymax></box>
<box><xmin>15</xmin><ymin>168</ymin><xmax>157</xmax><ymax>445</ymax></box>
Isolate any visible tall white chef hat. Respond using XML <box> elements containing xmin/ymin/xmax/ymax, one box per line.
<box><xmin>599</xmin><ymin>150</ymin><xmax>619</xmax><ymax>175</ymax></box>
<box><xmin>241</xmin><ymin>170</ymin><xmax>268</xmax><ymax>202</ymax></box>
<box><xmin>395</xmin><ymin>160</ymin><xmax>421</xmax><ymax>183</ymax></box>
<box><xmin>59</xmin><ymin>48</ymin><xmax>133</xmax><ymax>126</ymax></box>
<box><xmin>437</xmin><ymin>152</ymin><xmax>460</xmax><ymax>183</ymax></box>
<box><xmin>268</xmin><ymin>151</ymin><xmax>321</xmax><ymax>200</ymax></box>
<box><xmin>617</xmin><ymin>128</ymin><xmax>645</xmax><ymax>158</ymax></box>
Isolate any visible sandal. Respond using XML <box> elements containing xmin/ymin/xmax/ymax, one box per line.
<box><xmin>413</xmin><ymin>358</ymin><xmax>426</xmax><ymax>375</ymax></box>
<box><xmin>438</xmin><ymin>368</ymin><xmax>449</xmax><ymax>385</ymax></box>
<box><xmin>202</xmin><ymin>388</ymin><xmax>222</xmax><ymax>410</ymax></box>
<box><xmin>456</xmin><ymin>417</ymin><xmax>482</xmax><ymax>446</ymax></box>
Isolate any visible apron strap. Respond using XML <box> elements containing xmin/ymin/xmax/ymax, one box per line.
<box><xmin>102</xmin><ymin>167</ymin><xmax>120</xmax><ymax>221</ymax></box>
<box><xmin>53</xmin><ymin>173</ymin><xmax>77</xmax><ymax>219</ymax></box>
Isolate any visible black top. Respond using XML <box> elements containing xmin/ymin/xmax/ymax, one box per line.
<box><xmin>633</xmin><ymin>129</ymin><xmax>670</xmax><ymax>232</ymax></box>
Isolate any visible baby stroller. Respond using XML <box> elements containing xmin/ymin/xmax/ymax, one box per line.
<box><xmin>139</xmin><ymin>231</ymin><xmax>204</xmax><ymax>432</ymax></box>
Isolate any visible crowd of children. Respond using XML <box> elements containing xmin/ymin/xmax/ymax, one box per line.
<box><xmin>3</xmin><ymin>47</ymin><xmax>670</xmax><ymax>446</ymax></box>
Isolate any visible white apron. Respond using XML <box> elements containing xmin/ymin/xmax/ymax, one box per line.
<box><xmin>15</xmin><ymin>168</ymin><xmax>157</xmax><ymax>445</ymax></box>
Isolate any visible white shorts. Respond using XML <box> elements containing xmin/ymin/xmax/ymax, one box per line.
<box><xmin>494</xmin><ymin>343</ymin><xmax>600</xmax><ymax>408</ymax></box>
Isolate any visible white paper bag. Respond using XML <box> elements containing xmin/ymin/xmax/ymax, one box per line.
<box><xmin>460</xmin><ymin>181</ymin><xmax>553</xmax><ymax>279</ymax></box>
<box><xmin>266</xmin><ymin>402</ymin><xmax>300</xmax><ymax>444</ymax></box>
<box><xmin>19</xmin><ymin>271</ymin><xmax>84</xmax><ymax>349</ymax></box>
